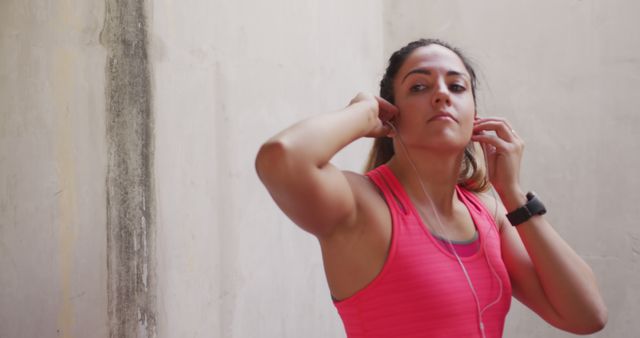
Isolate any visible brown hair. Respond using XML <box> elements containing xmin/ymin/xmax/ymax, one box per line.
<box><xmin>364</xmin><ymin>38</ymin><xmax>489</xmax><ymax>192</ymax></box>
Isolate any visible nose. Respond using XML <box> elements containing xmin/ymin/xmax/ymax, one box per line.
<box><xmin>431</xmin><ymin>81</ymin><xmax>451</xmax><ymax>107</ymax></box>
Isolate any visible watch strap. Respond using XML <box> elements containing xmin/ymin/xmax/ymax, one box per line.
<box><xmin>506</xmin><ymin>192</ymin><xmax>547</xmax><ymax>226</ymax></box>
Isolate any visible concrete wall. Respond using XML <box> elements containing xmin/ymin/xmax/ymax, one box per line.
<box><xmin>1</xmin><ymin>0</ymin><xmax>638</xmax><ymax>337</ymax></box>
<box><xmin>384</xmin><ymin>1</ymin><xmax>640</xmax><ymax>337</ymax></box>
<box><xmin>1</xmin><ymin>0</ymin><xmax>382</xmax><ymax>337</ymax></box>
<box><xmin>151</xmin><ymin>1</ymin><xmax>383</xmax><ymax>337</ymax></box>
<box><xmin>0</xmin><ymin>1</ymin><xmax>108</xmax><ymax>337</ymax></box>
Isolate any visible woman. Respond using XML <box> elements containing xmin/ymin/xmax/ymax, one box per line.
<box><xmin>255</xmin><ymin>39</ymin><xmax>607</xmax><ymax>337</ymax></box>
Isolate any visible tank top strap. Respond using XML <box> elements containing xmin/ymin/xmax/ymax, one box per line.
<box><xmin>454</xmin><ymin>185</ymin><xmax>501</xmax><ymax>234</ymax></box>
<box><xmin>365</xmin><ymin>164</ymin><xmax>411</xmax><ymax>216</ymax></box>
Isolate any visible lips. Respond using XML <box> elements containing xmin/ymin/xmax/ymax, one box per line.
<box><xmin>428</xmin><ymin>112</ymin><xmax>457</xmax><ymax>123</ymax></box>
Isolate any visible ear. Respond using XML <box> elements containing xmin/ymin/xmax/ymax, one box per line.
<box><xmin>387</xmin><ymin>124</ymin><xmax>396</xmax><ymax>138</ymax></box>
<box><xmin>386</xmin><ymin>117</ymin><xmax>399</xmax><ymax>137</ymax></box>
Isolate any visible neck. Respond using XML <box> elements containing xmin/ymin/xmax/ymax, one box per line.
<box><xmin>386</xmin><ymin>145</ymin><xmax>464</xmax><ymax>217</ymax></box>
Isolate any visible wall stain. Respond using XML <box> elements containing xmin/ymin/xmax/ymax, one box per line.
<box><xmin>99</xmin><ymin>0</ymin><xmax>157</xmax><ymax>337</ymax></box>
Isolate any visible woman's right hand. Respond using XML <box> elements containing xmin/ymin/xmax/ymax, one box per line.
<box><xmin>348</xmin><ymin>93</ymin><xmax>399</xmax><ymax>138</ymax></box>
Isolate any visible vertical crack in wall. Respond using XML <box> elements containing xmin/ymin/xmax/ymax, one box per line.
<box><xmin>100</xmin><ymin>0</ymin><xmax>157</xmax><ymax>337</ymax></box>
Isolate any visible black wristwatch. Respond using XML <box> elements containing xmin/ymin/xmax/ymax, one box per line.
<box><xmin>506</xmin><ymin>192</ymin><xmax>547</xmax><ymax>226</ymax></box>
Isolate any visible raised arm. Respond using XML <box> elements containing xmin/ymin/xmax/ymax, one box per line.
<box><xmin>255</xmin><ymin>93</ymin><xmax>397</xmax><ymax>238</ymax></box>
<box><xmin>497</xmin><ymin>192</ymin><xmax>607</xmax><ymax>334</ymax></box>
<box><xmin>473</xmin><ymin>117</ymin><xmax>607</xmax><ymax>334</ymax></box>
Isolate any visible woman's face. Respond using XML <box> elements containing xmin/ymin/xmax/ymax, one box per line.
<box><xmin>392</xmin><ymin>44</ymin><xmax>476</xmax><ymax>152</ymax></box>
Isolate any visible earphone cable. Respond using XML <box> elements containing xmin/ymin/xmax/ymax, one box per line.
<box><xmin>385</xmin><ymin>121</ymin><xmax>503</xmax><ymax>338</ymax></box>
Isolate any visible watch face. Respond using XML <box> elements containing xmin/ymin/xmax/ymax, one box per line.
<box><xmin>507</xmin><ymin>192</ymin><xmax>546</xmax><ymax>225</ymax></box>
<box><xmin>528</xmin><ymin>194</ymin><xmax>546</xmax><ymax>215</ymax></box>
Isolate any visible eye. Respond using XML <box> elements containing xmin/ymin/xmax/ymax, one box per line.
<box><xmin>450</xmin><ymin>83</ymin><xmax>466</xmax><ymax>93</ymax></box>
<box><xmin>410</xmin><ymin>84</ymin><xmax>427</xmax><ymax>92</ymax></box>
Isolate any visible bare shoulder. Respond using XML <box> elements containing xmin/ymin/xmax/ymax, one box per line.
<box><xmin>320</xmin><ymin>170</ymin><xmax>393</xmax><ymax>300</ymax></box>
<box><xmin>342</xmin><ymin>170</ymin><xmax>378</xmax><ymax>194</ymax></box>
<box><xmin>472</xmin><ymin>189</ymin><xmax>509</xmax><ymax>233</ymax></box>
<box><xmin>342</xmin><ymin>170</ymin><xmax>386</xmax><ymax>210</ymax></box>
<box><xmin>332</xmin><ymin>170</ymin><xmax>389</xmax><ymax>232</ymax></box>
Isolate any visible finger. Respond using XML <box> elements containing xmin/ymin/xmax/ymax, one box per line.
<box><xmin>477</xmin><ymin>142</ymin><xmax>497</xmax><ymax>178</ymax></box>
<box><xmin>370</xmin><ymin>123</ymin><xmax>392</xmax><ymax>138</ymax></box>
<box><xmin>474</xmin><ymin>118</ymin><xmax>519</xmax><ymax>139</ymax></box>
<box><xmin>474</xmin><ymin>117</ymin><xmax>514</xmax><ymax>128</ymax></box>
<box><xmin>473</xmin><ymin>120</ymin><xmax>516</xmax><ymax>142</ymax></box>
<box><xmin>480</xmin><ymin>142</ymin><xmax>497</xmax><ymax>158</ymax></box>
<box><xmin>470</xmin><ymin>133</ymin><xmax>512</xmax><ymax>153</ymax></box>
<box><xmin>376</xmin><ymin>96</ymin><xmax>399</xmax><ymax>119</ymax></box>
<box><xmin>376</xmin><ymin>96</ymin><xmax>394</xmax><ymax>109</ymax></box>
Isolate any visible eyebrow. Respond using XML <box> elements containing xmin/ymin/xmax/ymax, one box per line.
<box><xmin>401</xmin><ymin>69</ymin><xmax>470</xmax><ymax>84</ymax></box>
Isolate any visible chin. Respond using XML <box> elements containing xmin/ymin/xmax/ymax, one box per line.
<box><xmin>400</xmin><ymin>128</ymin><xmax>469</xmax><ymax>152</ymax></box>
<box><xmin>425</xmin><ymin>132</ymin><xmax>469</xmax><ymax>151</ymax></box>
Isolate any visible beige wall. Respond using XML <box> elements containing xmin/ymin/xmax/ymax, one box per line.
<box><xmin>152</xmin><ymin>1</ymin><xmax>383</xmax><ymax>336</ymax></box>
<box><xmin>1</xmin><ymin>0</ymin><xmax>638</xmax><ymax>337</ymax></box>
<box><xmin>0</xmin><ymin>1</ymin><xmax>108</xmax><ymax>337</ymax></box>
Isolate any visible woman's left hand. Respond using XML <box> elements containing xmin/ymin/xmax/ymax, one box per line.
<box><xmin>471</xmin><ymin>117</ymin><xmax>525</xmax><ymax>202</ymax></box>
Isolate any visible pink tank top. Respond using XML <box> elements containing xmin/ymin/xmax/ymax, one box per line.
<box><xmin>333</xmin><ymin>165</ymin><xmax>512</xmax><ymax>337</ymax></box>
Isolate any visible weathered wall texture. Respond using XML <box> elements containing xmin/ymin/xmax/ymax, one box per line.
<box><xmin>384</xmin><ymin>1</ymin><xmax>640</xmax><ymax>337</ymax></box>
<box><xmin>2</xmin><ymin>0</ymin><xmax>638</xmax><ymax>337</ymax></box>
<box><xmin>0</xmin><ymin>0</ymin><xmax>108</xmax><ymax>337</ymax></box>
<box><xmin>101</xmin><ymin>0</ymin><xmax>157</xmax><ymax>337</ymax></box>
<box><xmin>151</xmin><ymin>1</ymin><xmax>383</xmax><ymax>337</ymax></box>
